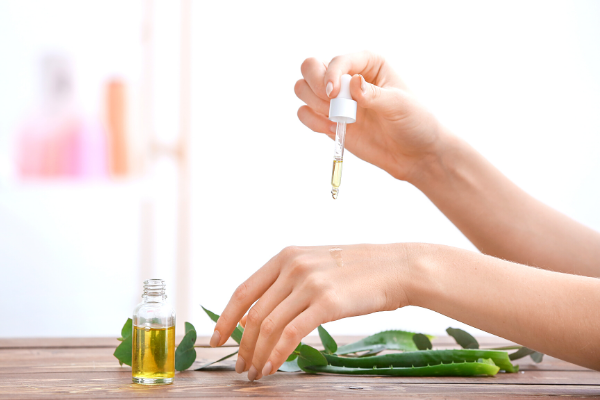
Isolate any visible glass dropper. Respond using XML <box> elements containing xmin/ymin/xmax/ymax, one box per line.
<box><xmin>328</xmin><ymin>74</ymin><xmax>357</xmax><ymax>200</ymax></box>
<box><xmin>331</xmin><ymin>121</ymin><xmax>346</xmax><ymax>199</ymax></box>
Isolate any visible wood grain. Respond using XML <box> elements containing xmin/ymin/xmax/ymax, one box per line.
<box><xmin>1</xmin><ymin>336</ymin><xmax>598</xmax><ymax>399</ymax></box>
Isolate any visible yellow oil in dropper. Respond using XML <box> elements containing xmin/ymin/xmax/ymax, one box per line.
<box><xmin>331</xmin><ymin>160</ymin><xmax>343</xmax><ymax>197</ymax></box>
<box><xmin>330</xmin><ymin>121</ymin><xmax>346</xmax><ymax>199</ymax></box>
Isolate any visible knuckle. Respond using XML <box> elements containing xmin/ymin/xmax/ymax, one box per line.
<box><xmin>320</xmin><ymin>289</ymin><xmax>340</xmax><ymax>310</ymax></box>
<box><xmin>260</xmin><ymin>317</ymin><xmax>276</xmax><ymax>338</ymax></box>
<box><xmin>282</xmin><ymin>322</ymin><xmax>301</xmax><ymax>343</ymax></box>
<box><xmin>329</xmin><ymin>55</ymin><xmax>342</xmax><ymax>66</ymax></box>
<box><xmin>300</xmin><ymin>57</ymin><xmax>319</xmax><ymax>75</ymax></box>
<box><xmin>270</xmin><ymin>346</ymin><xmax>284</xmax><ymax>361</ymax></box>
<box><xmin>286</xmin><ymin>255</ymin><xmax>311</xmax><ymax>277</ymax></box>
<box><xmin>232</xmin><ymin>282</ymin><xmax>249</xmax><ymax>302</ymax></box>
<box><xmin>247</xmin><ymin>307</ymin><xmax>263</xmax><ymax>326</ymax></box>
<box><xmin>303</xmin><ymin>273</ymin><xmax>327</xmax><ymax>292</ymax></box>
<box><xmin>281</xmin><ymin>245</ymin><xmax>301</xmax><ymax>258</ymax></box>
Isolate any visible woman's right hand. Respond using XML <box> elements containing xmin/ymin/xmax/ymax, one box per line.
<box><xmin>295</xmin><ymin>51</ymin><xmax>449</xmax><ymax>183</ymax></box>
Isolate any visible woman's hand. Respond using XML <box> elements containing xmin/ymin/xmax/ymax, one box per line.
<box><xmin>209</xmin><ymin>244</ymin><xmax>413</xmax><ymax>381</ymax></box>
<box><xmin>295</xmin><ymin>51</ymin><xmax>449</xmax><ymax>182</ymax></box>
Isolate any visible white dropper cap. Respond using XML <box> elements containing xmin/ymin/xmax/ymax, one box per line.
<box><xmin>329</xmin><ymin>74</ymin><xmax>357</xmax><ymax>124</ymax></box>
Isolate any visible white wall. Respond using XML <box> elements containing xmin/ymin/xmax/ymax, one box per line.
<box><xmin>1</xmin><ymin>0</ymin><xmax>599</xmax><ymax>338</ymax></box>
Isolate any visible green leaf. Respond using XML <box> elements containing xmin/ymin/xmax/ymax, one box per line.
<box><xmin>120</xmin><ymin>318</ymin><xmax>133</xmax><ymax>340</ymax></box>
<box><xmin>446</xmin><ymin>327</ymin><xmax>479</xmax><ymax>349</ymax></box>
<box><xmin>285</xmin><ymin>342</ymin><xmax>303</xmax><ymax>362</ymax></box>
<box><xmin>318</xmin><ymin>325</ymin><xmax>337</xmax><ymax>354</ymax></box>
<box><xmin>297</xmin><ymin>344</ymin><xmax>328</xmax><ymax>373</ymax></box>
<box><xmin>201</xmin><ymin>306</ymin><xmax>220</xmax><ymax>323</ymax></box>
<box><xmin>413</xmin><ymin>333</ymin><xmax>433</xmax><ymax>350</ymax></box>
<box><xmin>113</xmin><ymin>335</ymin><xmax>132</xmax><ymax>366</ymax></box>
<box><xmin>201</xmin><ymin>305</ymin><xmax>244</xmax><ymax>344</ymax></box>
<box><xmin>530</xmin><ymin>351</ymin><xmax>544</xmax><ymax>363</ymax></box>
<box><xmin>185</xmin><ymin>322</ymin><xmax>195</xmax><ymax>335</ymax></box>
<box><xmin>279</xmin><ymin>357</ymin><xmax>301</xmax><ymax>372</ymax></box>
<box><xmin>508</xmin><ymin>347</ymin><xmax>535</xmax><ymax>361</ymax></box>
<box><xmin>336</xmin><ymin>330</ymin><xmax>432</xmax><ymax>355</ymax></box>
<box><xmin>194</xmin><ymin>350</ymin><xmax>238</xmax><ymax>370</ymax></box>
<box><xmin>175</xmin><ymin>327</ymin><xmax>197</xmax><ymax>371</ymax></box>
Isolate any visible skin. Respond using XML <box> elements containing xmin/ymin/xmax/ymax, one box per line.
<box><xmin>209</xmin><ymin>51</ymin><xmax>600</xmax><ymax>380</ymax></box>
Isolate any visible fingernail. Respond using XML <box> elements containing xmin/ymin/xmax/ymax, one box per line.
<box><xmin>235</xmin><ymin>355</ymin><xmax>246</xmax><ymax>374</ymax></box>
<box><xmin>248</xmin><ymin>365</ymin><xmax>258</xmax><ymax>382</ymax></box>
<box><xmin>329</xmin><ymin>125</ymin><xmax>336</xmax><ymax>133</ymax></box>
<box><xmin>262</xmin><ymin>361</ymin><xmax>272</xmax><ymax>377</ymax></box>
<box><xmin>326</xmin><ymin>81</ymin><xmax>333</xmax><ymax>97</ymax></box>
<box><xmin>360</xmin><ymin>75</ymin><xmax>367</xmax><ymax>94</ymax></box>
<box><xmin>209</xmin><ymin>330</ymin><xmax>221</xmax><ymax>348</ymax></box>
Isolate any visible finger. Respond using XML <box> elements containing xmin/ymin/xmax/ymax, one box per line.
<box><xmin>324</xmin><ymin>51</ymin><xmax>385</xmax><ymax>99</ymax></box>
<box><xmin>240</xmin><ymin>314</ymin><xmax>247</xmax><ymax>328</ymax></box>
<box><xmin>236</xmin><ymin>279</ymin><xmax>293</xmax><ymax>375</ymax></box>
<box><xmin>247</xmin><ymin>292</ymin><xmax>311</xmax><ymax>381</ymax></box>
<box><xmin>297</xmin><ymin>106</ymin><xmax>336</xmax><ymax>139</ymax></box>
<box><xmin>294</xmin><ymin>79</ymin><xmax>330</xmax><ymax>117</ymax></box>
<box><xmin>212</xmin><ymin>254</ymin><xmax>282</xmax><ymax>347</ymax></box>
<box><xmin>300</xmin><ymin>57</ymin><xmax>329</xmax><ymax>101</ymax></box>
<box><xmin>260</xmin><ymin>306</ymin><xmax>324</xmax><ymax>378</ymax></box>
<box><xmin>350</xmin><ymin>74</ymin><xmax>409</xmax><ymax>115</ymax></box>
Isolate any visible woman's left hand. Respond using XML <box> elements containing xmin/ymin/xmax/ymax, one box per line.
<box><xmin>209</xmin><ymin>244</ymin><xmax>413</xmax><ymax>381</ymax></box>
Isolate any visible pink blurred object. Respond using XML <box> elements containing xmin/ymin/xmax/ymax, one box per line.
<box><xmin>15</xmin><ymin>54</ymin><xmax>110</xmax><ymax>180</ymax></box>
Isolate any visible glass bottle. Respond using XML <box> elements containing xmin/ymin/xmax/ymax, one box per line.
<box><xmin>132</xmin><ymin>279</ymin><xmax>176</xmax><ymax>385</ymax></box>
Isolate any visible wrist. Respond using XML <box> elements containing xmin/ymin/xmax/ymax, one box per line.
<box><xmin>406</xmin><ymin>127</ymin><xmax>467</xmax><ymax>192</ymax></box>
<box><xmin>397</xmin><ymin>242</ymin><xmax>447</xmax><ymax>309</ymax></box>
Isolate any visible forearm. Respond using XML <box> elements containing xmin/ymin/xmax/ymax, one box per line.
<box><xmin>403</xmin><ymin>243</ymin><xmax>600</xmax><ymax>370</ymax></box>
<box><xmin>410</xmin><ymin>131</ymin><xmax>600</xmax><ymax>277</ymax></box>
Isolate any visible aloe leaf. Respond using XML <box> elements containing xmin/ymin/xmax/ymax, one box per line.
<box><xmin>318</xmin><ymin>325</ymin><xmax>338</xmax><ymax>354</ymax></box>
<box><xmin>508</xmin><ymin>346</ymin><xmax>535</xmax><ymax>360</ymax></box>
<box><xmin>413</xmin><ymin>333</ymin><xmax>432</xmax><ymax>350</ymax></box>
<box><xmin>324</xmin><ymin>349</ymin><xmax>518</xmax><ymax>373</ymax></box>
<box><xmin>201</xmin><ymin>305</ymin><xmax>244</xmax><ymax>344</ymax></box>
<box><xmin>113</xmin><ymin>335</ymin><xmax>132</xmax><ymax>366</ymax></box>
<box><xmin>446</xmin><ymin>327</ymin><xmax>479</xmax><ymax>349</ymax></box>
<box><xmin>297</xmin><ymin>344</ymin><xmax>328</xmax><ymax>373</ymax></box>
<box><xmin>530</xmin><ymin>351</ymin><xmax>544</xmax><ymax>363</ymax></box>
<box><xmin>304</xmin><ymin>360</ymin><xmax>500</xmax><ymax>376</ymax></box>
<box><xmin>194</xmin><ymin>350</ymin><xmax>238</xmax><ymax>370</ymax></box>
<box><xmin>120</xmin><ymin>318</ymin><xmax>133</xmax><ymax>340</ymax></box>
<box><xmin>279</xmin><ymin>357</ymin><xmax>301</xmax><ymax>372</ymax></box>
<box><xmin>336</xmin><ymin>330</ymin><xmax>431</xmax><ymax>354</ymax></box>
<box><xmin>175</xmin><ymin>326</ymin><xmax>197</xmax><ymax>371</ymax></box>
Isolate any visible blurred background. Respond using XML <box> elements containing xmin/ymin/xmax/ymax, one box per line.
<box><xmin>1</xmin><ymin>0</ymin><xmax>599</xmax><ymax>339</ymax></box>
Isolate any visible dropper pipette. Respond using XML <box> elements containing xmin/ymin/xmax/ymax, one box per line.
<box><xmin>328</xmin><ymin>74</ymin><xmax>357</xmax><ymax>199</ymax></box>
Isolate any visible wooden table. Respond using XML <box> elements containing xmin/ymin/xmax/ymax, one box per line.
<box><xmin>2</xmin><ymin>335</ymin><xmax>599</xmax><ymax>399</ymax></box>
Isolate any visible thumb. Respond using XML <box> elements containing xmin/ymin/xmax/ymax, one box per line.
<box><xmin>350</xmin><ymin>74</ymin><xmax>404</xmax><ymax>115</ymax></box>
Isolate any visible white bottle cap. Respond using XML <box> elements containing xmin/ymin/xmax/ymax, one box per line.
<box><xmin>329</xmin><ymin>74</ymin><xmax>357</xmax><ymax>124</ymax></box>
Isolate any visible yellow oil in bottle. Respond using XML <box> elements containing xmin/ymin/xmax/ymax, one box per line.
<box><xmin>331</xmin><ymin>160</ymin><xmax>343</xmax><ymax>199</ymax></box>
<box><xmin>132</xmin><ymin>325</ymin><xmax>175</xmax><ymax>384</ymax></box>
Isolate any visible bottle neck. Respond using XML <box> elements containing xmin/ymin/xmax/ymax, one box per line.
<box><xmin>142</xmin><ymin>279</ymin><xmax>167</xmax><ymax>303</ymax></box>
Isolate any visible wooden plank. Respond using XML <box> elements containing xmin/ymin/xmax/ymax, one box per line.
<box><xmin>2</xmin><ymin>336</ymin><xmax>598</xmax><ymax>399</ymax></box>
<box><xmin>0</xmin><ymin>345</ymin><xmax>598</xmax><ymax>384</ymax></box>
<box><xmin>2</xmin><ymin>371</ymin><xmax>600</xmax><ymax>398</ymax></box>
